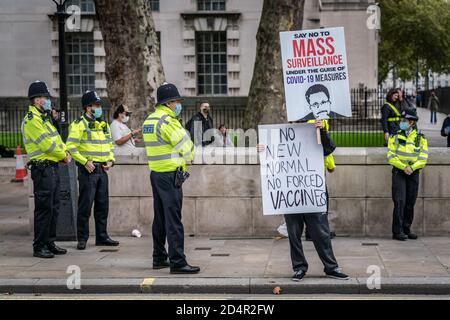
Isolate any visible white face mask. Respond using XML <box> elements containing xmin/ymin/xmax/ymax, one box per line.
<box><xmin>122</xmin><ymin>115</ymin><xmax>130</xmax><ymax>123</ymax></box>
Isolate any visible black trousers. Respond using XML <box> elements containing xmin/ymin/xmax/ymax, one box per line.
<box><xmin>285</xmin><ymin>213</ymin><xmax>339</xmax><ymax>274</ymax></box>
<box><xmin>77</xmin><ymin>165</ymin><xmax>109</xmax><ymax>242</ymax></box>
<box><xmin>305</xmin><ymin>187</ymin><xmax>330</xmax><ymax>238</ymax></box>
<box><xmin>31</xmin><ymin>164</ymin><xmax>60</xmax><ymax>250</ymax></box>
<box><xmin>392</xmin><ymin>168</ymin><xmax>420</xmax><ymax>235</ymax></box>
<box><xmin>150</xmin><ymin>171</ymin><xmax>187</xmax><ymax>268</ymax></box>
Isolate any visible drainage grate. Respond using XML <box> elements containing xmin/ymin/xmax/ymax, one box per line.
<box><xmin>211</xmin><ymin>253</ymin><xmax>230</xmax><ymax>257</ymax></box>
<box><xmin>195</xmin><ymin>247</ymin><xmax>212</xmax><ymax>251</ymax></box>
<box><xmin>361</xmin><ymin>243</ymin><xmax>378</xmax><ymax>246</ymax></box>
<box><xmin>99</xmin><ymin>249</ymin><xmax>119</xmax><ymax>252</ymax></box>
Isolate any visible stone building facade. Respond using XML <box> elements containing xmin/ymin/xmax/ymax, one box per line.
<box><xmin>0</xmin><ymin>0</ymin><xmax>378</xmax><ymax>99</ymax></box>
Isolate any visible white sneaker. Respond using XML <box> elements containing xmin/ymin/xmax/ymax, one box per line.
<box><xmin>277</xmin><ymin>223</ymin><xmax>289</xmax><ymax>238</ymax></box>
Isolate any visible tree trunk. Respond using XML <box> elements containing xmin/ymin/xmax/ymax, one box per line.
<box><xmin>244</xmin><ymin>0</ymin><xmax>305</xmax><ymax>129</ymax></box>
<box><xmin>392</xmin><ymin>66</ymin><xmax>397</xmax><ymax>88</ymax></box>
<box><xmin>425</xmin><ymin>69</ymin><xmax>430</xmax><ymax>91</ymax></box>
<box><xmin>94</xmin><ymin>0</ymin><xmax>165</xmax><ymax>129</ymax></box>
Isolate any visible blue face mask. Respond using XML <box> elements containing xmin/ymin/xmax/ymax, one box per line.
<box><xmin>93</xmin><ymin>107</ymin><xmax>103</xmax><ymax>119</ymax></box>
<box><xmin>399</xmin><ymin>122</ymin><xmax>410</xmax><ymax>131</ymax></box>
<box><xmin>174</xmin><ymin>103</ymin><xmax>182</xmax><ymax>116</ymax></box>
<box><xmin>42</xmin><ymin>99</ymin><xmax>52</xmax><ymax>111</ymax></box>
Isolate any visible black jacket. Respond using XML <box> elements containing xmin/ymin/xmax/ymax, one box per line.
<box><xmin>320</xmin><ymin>128</ymin><xmax>336</xmax><ymax>157</ymax></box>
<box><xmin>380</xmin><ymin>103</ymin><xmax>401</xmax><ymax>135</ymax></box>
<box><xmin>396</xmin><ymin>99</ymin><xmax>415</xmax><ymax>113</ymax></box>
<box><xmin>187</xmin><ymin>112</ymin><xmax>214</xmax><ymax>146</ymax></box>
<box><xmin>441</xmin><ymin>115</ymin><xmax>450</xmax><ymax>147</ymax></box>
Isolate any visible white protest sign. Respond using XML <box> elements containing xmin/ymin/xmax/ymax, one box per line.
<box><xmin>280</xmin><ymin>27</ymin><xmax>352</xmax><ymax>122</ymax></box>
<box><xmin>258</xmin><ymin>123</ymin><xmax>327</xmax><ymax>215</ymax></box>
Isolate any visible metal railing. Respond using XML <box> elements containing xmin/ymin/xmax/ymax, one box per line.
<box><xmin>0</xmin><ymin>88</ymin><xmax>395</xmax><ymax>151</ymax></box>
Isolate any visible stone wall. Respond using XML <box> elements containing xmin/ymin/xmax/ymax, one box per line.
<box><xmin>28</xmin><ymin>148</ymin><xmax>450</xmax><ymax>237</ymax></box>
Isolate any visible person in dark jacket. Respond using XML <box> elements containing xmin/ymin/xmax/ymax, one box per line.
<box><xmin>396</xmin><ymin>89</ymin><xmax>415</xmax><ymax>113</ymax></box>
<box><xmin>50</xmin><ymin>107</ymin><xmax>62</xmax><ymax>135</ymax></box>
<box><xmin>441</xmin><ymin>114</ymin><xmax>450</xmax><ymax>147</ymax></box>
<box><xmin>257</xmin><ymin>120</ymin><xmax>349</xmax><ymax>282</ymax></box>
<box><xmin>428</xmin><ymin>91</ymin><xmax>440</xmax><ymax>124</ymax></box>
<box><xmin>186</xmin><ymin>101</ymin><xmax>214</xmax><ymax>146</ymax></box>
<box><xmin>381</xmin><ymin>89</ymin><xmax>401</xmax><ymax>146</ymax></box>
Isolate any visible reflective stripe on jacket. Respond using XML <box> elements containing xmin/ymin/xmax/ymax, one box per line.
<box><xmin>143</xmin><ymin>105</ymin><xmax>195</xmax><ymax>172</ymax></box>
<box><xmin>387</xmin><ymin>129</ymin><xmax>428</xmax><ymax>171</ymax></box>
<box><xmin>66</xmin><ymin>114</ymin><xmax>115</xmax><ymax>165</ymax></box>
<box><xmin>21</xmin><ymin>105</ymin><xmax>67</xmax><ymax>162</ymax></box>
<box><xmin>386</xmin><ymin>102</ymin><xmax>401</xmax><ymax>121</ymax></box>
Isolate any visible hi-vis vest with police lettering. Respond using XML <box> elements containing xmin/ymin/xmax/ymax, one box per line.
<box><xmin>66</xmin><ymin>114</ymin><xmax>115</xmax><ymax>165</ymax></box>
<box><xmin>387</xmin><ymin>128</ymin><xmax>428</xmax><ymax>171</ymax></box>
<box><xmin>21</xmin><ymin>105</ymin><xmax>67</xmax><ymax>162</ymax></box>
<box><xmin>142</xmin><ymin>105</ymin><xmax>194</xmax><ymax>173</ymax></box>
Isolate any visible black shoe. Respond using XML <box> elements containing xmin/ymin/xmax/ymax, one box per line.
<box><xmin>77</xmin><ymin>241</ymin><xmax>86</xmax><ymax>250</ymax></box>
<box><xmin>292</xmin><ymin>270</ymin><xmax>306</xmax><ymax>282</ymax></box>
<box><xmin>393</xmin><ymin>233</ymin><xmax>408</xmax><ymax>241</ymax></box>
<box><xmin>47</xmin><ymin>243</ymin><xmax>67</xmax><ymax>255</ymax></box>
<box><xmin>330</xmin><ymin>231</ymin><xmax>336</xmax><ymax>239</ymax></box>
<box><xmin>96</xmin><ymin>238</ymin><xmax>120</xmax><ymax>246</ymax></box>
<box><xmin>153</xmin><ymin>260</ymin><xmax>170</xmax><ymax>270</ymax></box>
<box><xmin>326</xmin><ymin>268</ymin><xmax>349</xmax><ymax>280</ymax></box>
<box><xmin>406</xmin><ymin>233</ymin><xmax>418</xmax><ymax>240</ymax></box>
<box><xmin>33</xmin><ymin>247</ymin><xmax>54</xmax><ymax>259</ymax></box>
<box><xmin>170</xmin><ymin>264</ymin><xmax>200</xmax><ymax>274</ymax></box>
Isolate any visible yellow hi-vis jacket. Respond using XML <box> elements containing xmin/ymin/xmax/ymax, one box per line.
<box><xmin>387</xmin><ymin>128</ymin><xmax>428</xmax><ymax>171</ymax></box>
<box><xmin>386</xmin><ymin>101</ymin><xmax>401</xmax><ymax>122</ymax></box>
<box><xmin>21</xmin><ymin>105</ymin><xmax>67</xmax><ymax>162</ymax></box>
<box><xmin>307</xmin><ymin>119</ymin><xmax>335</xmax><ymax>171</ymax></box>
<box><xmin>66</xmin><ymin>114</ymin><xmax>115</xmax><ymax>165</ymax></box>
<box><xmin>142</xmin><ymin>105</ymin><xmax>195</xmax><ymax>172</ymax></box>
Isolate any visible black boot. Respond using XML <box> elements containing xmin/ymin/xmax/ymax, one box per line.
<box><xmin>406</xmin><ymin>232</ymin><xmax>418</xmax><ymax>240</ymax></box>
<box><xmin>153</xmin><ymin>260</ymin><xmax>170</xmax><ymax>270</ymax></box>
<box><xmin>77</xmin><ymin>241</ymin><xmax>87</xmax><ymax>250</ymax></box>
<box><xmin>33</xmin><ymin>247</ymin><xmax>54</xmax><ymax>259</ymax></box>
<box><xmin>170</xmin><ymin>264</ymin><xmax>200</xmax><ymax>274</ymax></box>
<box><xmin>96</xmin><ymin>237</ymin><xmax>119</xmax><ymax>246</ymax></box>
<box><xmin>47</xmin><ymin>243</ymin><xmax>67</xmax><ymax>255</ymax></box>
<box><xmin>393</xmin><ymin>233</ymin><xmax>408</xmax><ymax>241</ymax></box>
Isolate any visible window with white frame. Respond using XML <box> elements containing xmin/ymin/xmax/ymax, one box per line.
<box><xmin>66</xmin><ymin>33</ymin><xmax>95</xmax><ymax>96</ymax></box>
<box><xmin>198</xmin><ymin>0</ymin><xmax>226</xmax><ymax>11</ymax></box>
<box><xmin>196</xmin><ymin>32</ymin><xmax>227</xmax><ymax>95</ymax></box>
<box><xmin>148</xmin><ymin>0</ymin><xmax>160</xmax><ymax>11</ymax></box>
<box><xmin>65</xmin><ymin>0</ymin><xmax>95</xmax><ymax>13</ymax></box>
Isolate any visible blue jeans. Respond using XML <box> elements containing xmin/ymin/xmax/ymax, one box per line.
<box><xmin>430</xmin><ymin>111</ymin><xmax>437</xmax><ymax>123</ymax></box>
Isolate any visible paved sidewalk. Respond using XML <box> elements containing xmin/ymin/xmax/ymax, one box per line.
<box><xmin>1</xmin><ymin>235</ymin><xmax>449</xmax><ymax>294</ymax></box>
<box><xmin>416</xmin><ymin>107</ymin><xmax>448</xmax><ymax>147</ymax></box>
<box><xmin>0</xmin><ymin>177</ymin><xmax>28</xmax><ymax>236</ymax></box>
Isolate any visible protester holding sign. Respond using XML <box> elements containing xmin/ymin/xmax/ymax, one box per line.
<box><xmin>257</xmin><ymin>121</ymin><xmax>349</xmax><ymax>281</ymax></box>
<box><xmin>276</xmin><ymin>119</ymin><xmax>336</xmax><ymax>241</ymax></box>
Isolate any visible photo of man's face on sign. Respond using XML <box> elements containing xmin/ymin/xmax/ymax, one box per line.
<box><xmin>303</xmin><ymin>84</ymin><xmax>345</xmax><ymax>120</ymax></box>
<box><xmin>280</xmin><ymin>27</ymin><xmax>352</xmax><ymax>122</ymax></box>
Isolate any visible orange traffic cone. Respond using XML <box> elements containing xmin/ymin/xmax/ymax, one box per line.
<box><xmin>11</xmin><ymin>145</ymin><xmax>27</xmax><ymax>182</ymax></box>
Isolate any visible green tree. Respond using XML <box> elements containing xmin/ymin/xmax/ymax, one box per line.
<box><xmin>244</xmin><ymin>0</ymin><xmax>305</xmax><ymax>129</ymax></box>
<box><xmin>94</xmin><ymin>0</ymin><xmax>165</xmax><ymax>128</ymax></box>
<box><xmin>379</xmin><ymin>0</ymin><xmax>450</xmax><ymax>88</ymax></box>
